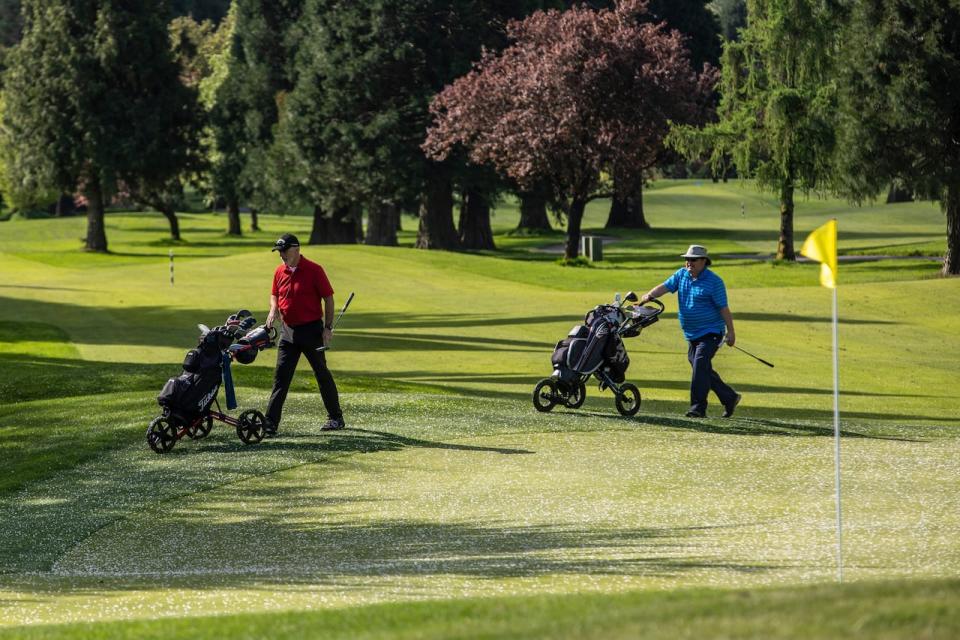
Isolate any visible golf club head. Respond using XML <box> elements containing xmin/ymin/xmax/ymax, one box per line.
<box><xmin>624</xmin><ymin>291</ymin><xmax>639</xmax><ymax>303</ymax></box>
<box><xmin>197</xmin><ymin>323</ymin><xmax>211</xmax><ymax>335</ymax></box>
<box><xmin>238</xmin><ymin>316</ymin><xmax>257</xmax><ymax>331</ymax></box>
<box><xmin>236</xmin><ymin>309</ymin><xmax>252</xmax><ymax>319</ymax></box>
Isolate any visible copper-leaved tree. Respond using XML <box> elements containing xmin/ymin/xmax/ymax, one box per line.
<box><xmin>424</xmin><ymin>0</ymin><xmax>712</xmax><ymax>260</ymax></box>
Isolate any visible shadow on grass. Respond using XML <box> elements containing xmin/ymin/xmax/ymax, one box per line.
<box><xmin>199</xmin><ymin>427</ymin><xmax>534</xmax><ymax>457</ymax></box>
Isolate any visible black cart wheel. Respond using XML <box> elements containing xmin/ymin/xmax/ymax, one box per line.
<box><xmin>186</xmin><ymin>415</ymin><xmax>213</xmax><ymax>440</ymax></box>
<box><xmin>565</xmin><ymin>382</ymin><xmax>587</xmax><ymax>409</ymax></box>
<box><xmin>533</xmin><ymin>379</ymin><xmax>558</xmax><ymax>412</ymax></box>
<box><xmin>615</xmin><ymin>383</ymin><xmax>641</xmax><ymax>417</ymax></box>
<box><xmin>147</xmin><ymin>416</ymin><xmax>178</xmax><ymax>454</ymax></box>
<box><xmin>236</xmin><ymin>409</ymin><xmax>266</xmax><ymax>444</ymax></box>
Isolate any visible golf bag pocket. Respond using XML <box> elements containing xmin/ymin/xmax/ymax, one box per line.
<box><xmin>551</xmin><ymin>339</ymin><xmax>571</xmax><ymax>368</ymax></box>
<box><xmin>182</xmin><ymin>348</ymin><xmax>221</xmax><ymax>374</ymax></box>
<box><xmin>551</xmin><ymin>326</ymin><xmax>587</xmax><ymax>369</ymax></box>
<box><xmin>158</xmin><ymin>369</ymin><xmax>221</xmax><ymax>418</ymax></box>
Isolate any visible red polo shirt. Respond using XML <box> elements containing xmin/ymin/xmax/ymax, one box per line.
<box><xmin>272</xmin><ymin>255</ymin><xmax>334</xmax><ymax>327</ymax></box>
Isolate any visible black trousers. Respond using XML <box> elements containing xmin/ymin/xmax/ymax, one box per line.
<box><xmin>266</xmin><ymin>320</ymin><xmax>342</xmax><ymax>427</ymax></box>
<box><xmin>687</xmin><ymin>332</ymin><xmax>738</xmax><ymax>414</ymax></box>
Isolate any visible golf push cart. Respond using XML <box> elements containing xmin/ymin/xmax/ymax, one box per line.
<box><xmin>147</xmin><ymin>310</ymin><xmax>278</xmax><ymax>454</ymax></box>
<box><xmin>533</xmin><ymin>291</ymin><xmax>664</xmax><ymax>416</ymax></box>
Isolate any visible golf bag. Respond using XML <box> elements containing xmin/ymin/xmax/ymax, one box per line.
<box><xmin>157</xmin><ymin>327</ymin><xmax>232</xmax><ymax>424</ymax></box>
<box><xmin>156</xmin><ymin>319</ymin><xmax>274</xmax><ymax>425</ymax></box>
<box><xmin>551</xmin><ymin>309</ymin><xmax>630</xmax><ymax>385</ymax></box>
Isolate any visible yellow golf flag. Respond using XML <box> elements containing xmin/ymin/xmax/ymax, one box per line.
<box><xmin>800</xmin><ymin>219</ymin><xmax>838</xmax><ymax>288</ymax></box>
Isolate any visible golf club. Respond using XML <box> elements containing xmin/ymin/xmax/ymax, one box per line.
<box><xmin>731</xmin><ymin>344</ymin><xmax>774</xmax><ymax>368</ymax></box>
<box><xmin>316</xmin><ymin>291</ymin><xmax>355</xmax><ymax>352</ymax></box>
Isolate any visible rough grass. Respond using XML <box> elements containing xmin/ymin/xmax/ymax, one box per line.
<box><xmin>0</xmin><ymin>180</ymin><xmax>957</xmax><ymax>637</ymax></box>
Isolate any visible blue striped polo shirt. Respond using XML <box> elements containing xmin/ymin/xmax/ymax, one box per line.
<box><xmin>663</xmin><ymin>267</ymin><xmax>728</xmax><ymax>340</ymax></box>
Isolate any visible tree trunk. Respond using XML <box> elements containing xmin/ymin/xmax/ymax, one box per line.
<box><xmin>943</xmin><ymin>183</ymin><xmax>960</xmax><ymax>276</ymax></box>
<box><xmin>365</xmin><ymin>201</ymin><xmax>399</xmax><ymax>246</ymax></box>
<box><xmin>886</xmin><ymin>184</ymin><xmax>914</xmax><ymax>203</ymax></box>
<box><xmin>564</xmin><ymin>197</ymin><xmax>587</xmax><ymax>261</ymax></box>
<box><xmin>517</xmin><ymin>190</ymin><xmax>551</xmax><ymax>231</ymax></box>
<box><xmin>160</xmin><ymin>204</ymin><xmax>181</xmax><ymax>241</ymax></box>
<box><xmin>605</xmin><ymin>183</ymin><xmax>650</xmax><ymax>229</ymax></box>
<box><xmin>250</xmin><ymin>208</ymin><xmax>261</xmax><ymax>232</ymax></box>
<box><xmin>55</xmin><ymin>194</ymin><xmax>74</xmax><ymax>217</ymax></box>
<box><xmin>83</xmin><ymin>177</ymin><xmax>108</xmax><ymax>252</ymax></box>
<box><xmin>416</xmin><ymin>171</ymin><xmax>460</xmax><ymax>250</ymax></box>
<box><xmin>227</xmin><ymin>197</ymin><xmax>242</xmax><ymax>236</ymax></box>
<box><xmin>459</xmin><ymin>189</ymin><xmax>496</xmax><ymax>250</ymax></box>
<box><xmin>777</xmin><ymin>182</ymin><xmax>796</xmax><ymax>260</ymax></box>
<box><xmin>310</xmin><ymin>204</ymin><xmax>361</xmax><ymax>244</ymax></box>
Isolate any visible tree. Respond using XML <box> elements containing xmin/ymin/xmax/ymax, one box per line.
<box><xmin>605</xmin><ymin>0</ymin><xmax>722</xmax><ymax>230</ymax></box>
<box><xmin>2</xmin><ymin>0</ymin><xmax>202</xmax><ymax>252</ymax></box>
<box><xmin>286</xmin><ymin>0</ymin><xmax>545</xmax><ymax>250</ymax></box>
<box><xmin>425</xmin><ymin>0</ymin><xmax>710</xmax><ymax>260</ymax></box>
<box><xmin>669</xmin><ymin>0</ymin><xmax>838</xmax><ymax>260</ymax></box>
<box><xmin>833</xmin><ymin>0</ymin><xmax>960</xmax><ymax>276</ymax></box>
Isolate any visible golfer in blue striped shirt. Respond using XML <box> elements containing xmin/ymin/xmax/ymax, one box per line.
<box><xmin>640</xmin><ymin>245</ymin><xmax>741</xmax><ymax>418</ymax></box>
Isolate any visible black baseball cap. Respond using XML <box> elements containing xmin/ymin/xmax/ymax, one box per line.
<box><xmin>271</xmin><ymin>233</ymin><xmax>300</xmax><ymax>252</ymax></box>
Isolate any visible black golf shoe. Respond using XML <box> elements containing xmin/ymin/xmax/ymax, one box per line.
<box><xmin>264</xmin><ymin>418</ymin><xmax>278</xmax><ymax>438</ymax></box>
<box><xmin>685</xmin><ymin>410</ymin><xmax>705</xmax><ymax>418</ymax></box>
<box><xmin>321</xmin><ymin>417</ymin><xmax>346</xmax><ymax>431</ymax></box>
<box><xmin>722</xmin><ymin>394</ymin><xmax>742</xmax><ymax>418</ymax></box>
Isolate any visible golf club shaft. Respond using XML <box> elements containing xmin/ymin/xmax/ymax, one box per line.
<box><xmin>330</xmin><ymin>291</ymin><xmax>354</xmax><ymax>332</ymax></box>
<box><xmin>732</xmin><ymin>344</ymin><xmax>774</xmax><ymax>368</ymax></box>
<box><xmin>317</xmin><ymin>292</ymin><xmax>354</xmax><ymax>351</ymax></box>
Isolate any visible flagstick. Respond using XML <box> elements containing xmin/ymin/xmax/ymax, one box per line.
<box><xmin>832</xmin><ymin>285</ymin><xmax>843</xmax><ymax>582</ymax></box>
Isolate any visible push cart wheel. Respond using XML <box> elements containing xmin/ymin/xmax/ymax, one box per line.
<box><xmin>186</xmin><ymin>415</ymin><xmax>214</xmax><ymax>440</ymax></box>
<box><xmin>147</xmin><ymin>416</ymin><xmax>178</xmax><ymax>454</ymax></box>
<box><xmin>565</xmin><ymin>382</ymin><xmax>587</xmax><ymax>409</ymax></box>
<box><xmin>236</xmin><ymin>409</ymin><xmax>267</xmax><ymax>444</ymax></box>
<box><xmin>615</xmin><ymin>383</ymin><xmax>641</xmax><ymax>417</ymax></box>
<box><xmin>533</xmin><ymin>379</ymin><xmax>558</xmax><ymax>412</ymax></box>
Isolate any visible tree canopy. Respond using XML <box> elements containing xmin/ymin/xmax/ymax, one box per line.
<box><xmin>425</xmin><ymin>0</ymin><xmax>711</xmax><ymax>260</ymax></box>
<box><xmin>668</xmin><ymin>0</ymin><xmax>838</xmax><ymax>260</ymax></box>
<box><xmin>1</xmin><ymin>0</ymin><xmax>202</xmax><ymax>250</ymax></box>
<box><xmin>833</xmin><ymin>0</ymin><xmax>960</xmax><ymax>276</ymax></box>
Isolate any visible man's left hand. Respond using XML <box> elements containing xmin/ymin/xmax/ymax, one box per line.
<box><xmin>323</xmin><ymin>328</ymin><xmax>333</xmax><ymax>346</ymax></box>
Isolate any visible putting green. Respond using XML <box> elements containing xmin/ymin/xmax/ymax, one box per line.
<box><xmin>4</xmin><ymin>401</ymin><xmax>958</xmax><ymax>626</ymax></box>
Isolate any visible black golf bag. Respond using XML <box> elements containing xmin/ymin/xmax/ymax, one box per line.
<box><xmin>157</xmin><ymin>327</ymin><xmax>232</xmax><ymax>425</ymax></box>
<box><xmin>551</xmin><ymin>310</ymin><xmax>630</xmax><ymax>386</ymax></box>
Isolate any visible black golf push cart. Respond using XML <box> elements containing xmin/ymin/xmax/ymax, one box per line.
<box><xmin>533</xmin><ymin>291</ymin><xmax>664</xmax><ymax>416</ymax></box>
<box><xmin>147</xmin><ymin>310</ymin><xmax>277</xmax><ymax>454</ymax></box>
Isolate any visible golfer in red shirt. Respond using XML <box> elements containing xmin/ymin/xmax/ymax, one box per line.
<box><xmin>264</xmin><ymin>233</ymin><xmax>344</xmax><ymax>435</ymax></box>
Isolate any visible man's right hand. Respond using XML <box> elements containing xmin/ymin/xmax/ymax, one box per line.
<box><xmin>265</xmin><ymin>311</ymin><xmax>276</xmax><ymax>329</ymax></box>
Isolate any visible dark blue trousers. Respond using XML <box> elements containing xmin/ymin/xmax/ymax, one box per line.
<box><xmin>687</xmin><ymin>333</ymin><xmax>738</xmax><ymax>415</ymax></box>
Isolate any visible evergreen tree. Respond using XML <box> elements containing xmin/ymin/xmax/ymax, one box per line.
<box><xmin>287</xmin><ymin>0</ymin><xmax>542</xmax><ymax>249</ymax></box>
<box><xmin>2</xmin><ymin>0</ymin><xmax>201</xmax><ymax>251</ymax></box>
<box><xmin>669</xmin><ymin>0</ymin><xmax>838</xmax><ymax>260</ymax></box>
<box><xmin>834</xmin><ymin>0</ymin><xmax>960</xmax><ymax>276</ymax></box>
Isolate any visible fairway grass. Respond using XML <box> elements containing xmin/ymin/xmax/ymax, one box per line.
<box><xmin>1</xmin><ymin>181</ymin><xmax>958</xmax><ymax>636</ymax></box>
